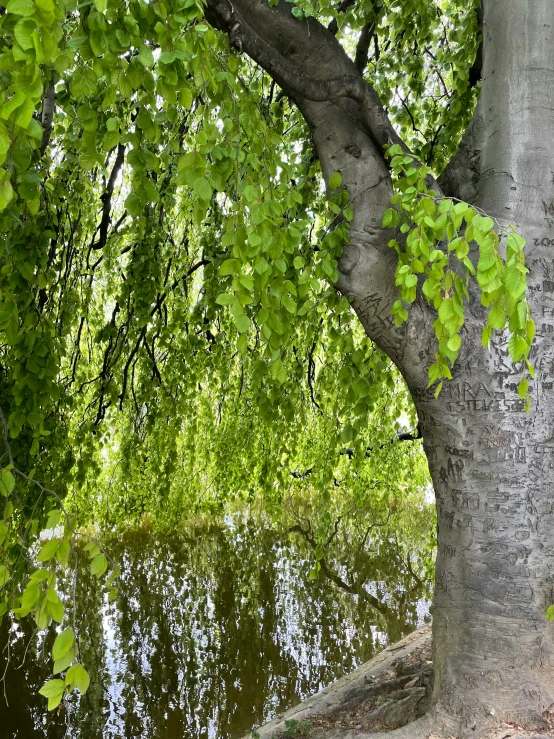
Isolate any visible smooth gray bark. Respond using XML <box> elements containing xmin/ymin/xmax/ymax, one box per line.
<box><xmin>206</xmin><ymin>0</ymin><xmax>554</xmax><ymax>735</ymax></box>
<box><xmin>414</xmin><ymin>3</ymin><xmax>554</xmax><ymax>734</ymax></box>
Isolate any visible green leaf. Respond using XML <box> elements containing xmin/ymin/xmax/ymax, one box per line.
<box><xmin>57</xmin><ymin>539</ymin><xmax>70</xmax><ymax>566</ymax></box>
<box><xmin>45</xmin><ymin>510</ymin><xmax>61</xmax><ymax>529</ymax></box>
<box><xmin>138</xmin><ymin>43</ymin><xmax>155</xmax><ymax>68</ymax></box>
<box><xmin>505</xmin><ymin>268</ymin><xmax>526</xmax><ymax>299</ymax></box>
<box><xmin>193</xmin><ymin>176</ymin><xmax>213</xmax><ymax>202</ymax></box>
<box><xmin>0</xmin><ymin>175</ymin><xmax>14</xmax><ymax>212</ymax></box>
<box><xmin>518</xmin><ymin>378</ymin><xmax>529</xmax><ymax>398</ymax></box>
<box><xmin>180</xmin><ymin>88</ymin><xmax>193</xmax><ymax>109</ymax></box>
<box><xmin>0</xmin><ymin>469</ymin><xmax>15</xmax><ymax>495</ymax></box>
<box><xmin>270</xmin><ymin>358</ymin><xmax>287</xmax><ymax>384</ymax></box>
<box><xmin>234</xmin><ymin>313</ymin><xmax>250</xmax><ymax>333</ymax></box>
<box><xmin>507</xmin><ymin>232</ymin><xmax>526</xmax><ymax>250</ymax></box>
<box><xmin>242</xmin><ymin>185</ymin><xmax>257</xmax><ymax>202</ymax></box>
<box><xmin>15</xmin><ymin>98</ymin><xmax>35</xmax><ymax>129</ymax></box>
<box><xmin>6</xmin><ymin>0</ymin><xmax>35</xmax><ymax>16</ymax></box>
<box><xmin>329</xmin><ymin>171</ymin><xmax>342</xmax><ymax>189</ymax></box>
<box><xmin>125</xmin><ymin>193</ymin><xmax>142</xmax><ymax>217</ymax></box>
<box><xmin>14</xmin><ymin>19</ymin><xmax>36</xmax><ymax>50</ymax></box>
<box><xmin>48</xmin><ymin>598</ymin><xmax>64</xmax><ymax>623</ymax></box>
<box><xmin>447</xmin><ymin>334</ymin><xmax>461</xmax><ymax>352</ymax></box>
<box><xmin>52</xmin><ymin>627</ymin><xmax>74</xmax><ymax>661</ymax></box>
<box><xmin>382</xmin><ymin>208</ymin><xmax>399</xmax><ymax>229</ymax></box>
<box><xmin>84</xmin><ymin>541</ymin><xmax>101</xmax><ymax>559</ymax></box>
<box><xmin>37</xmin><ymin>538</ymin><xmax>59</xmax><ymax>561</ymax></box>
<box><xmin>0</xmin><ymin>521</ymin><xmax>8</xmax><ymax>546</ymax></box>
<box><xmin>90</xmin><ymin>553</ymin><xmax>107</xmax><ymax>577</ymax></box>
<box><xmin>438</xmin><ymin>299</ymin><xmax>455</xmax><ymax>322</ymax></box>
<box><xmin>239</xmin><ymin>275</ymin><xmax>254</xmax><ymax>292</ymax></box>
<box><xmin>53</xmin><ymin>645</ymin><xmax>75</xmax><ymax>674</ymax></box>
<box><xmin>488</xmin><ymin>303</ymin><xmax>506</xmax><ymax>330</ymax></box>
<box><xmin>39</xmin><ymin>679</ymin><xmax>66</xmax><ymax>711</ymax></box>
<box><xmin>219</xmin><ymin>259</ymin><xmax>239</xmax><ymax>277</ymax></box>
<box><xmin>0</xmin><ymin>565</ymin><xmax>9</xmax><ymax>587</ymax></box>
<box><xmin>21</xmin><ymin>583</ymin><xmax>40</xmax><ymax>610</ymax></box>
<box><xmin>547</xmin><ymin>605</ymin><xmax>554</xmax><ymax>622</ymax></box>
<box><xmin>29</xmin><ymin>568</ymin><xmax>51</xmax><ymax>584</ymax></box>
<box><xmin>0</xmin><ymin>132</ymin><xmax>9</xmax><ymax>159</ymax></box>
<box><xmin>472</xmin><ymin>215</ymin><xmax>495</xmax><ymax>237</ymax></box>
<box><xmin>66</xmin><ymin>663</ymin><xmax>90</xmax><ymax>694</ymax></box>
<box><xmin>215</xmin><ymin>293</ymin><xmax>234</xmax><ymax>306</ymax></box>
<box><xmin>254</xmin><ymin>258</ymin><xmax>270</xmax><ymax>274</ymax></box>
<box><xmin>508</xmin><ymin>334</ymin><xmax>528</xmax><ymax>362</ymax></box>
<box><xmin>282</xmin><ymin>296</ymin><xmax>297</xmax><ymax>314</ymax></box>
<box><xmin>1</xmin><ymin>92</ymin><xmax>25</xmax><ymax>120</ymax></box>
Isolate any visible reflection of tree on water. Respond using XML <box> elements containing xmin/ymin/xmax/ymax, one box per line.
<box><xmin>0</xmin><ymin>514</ymin><xmax>432</xmax><ymax>739</ymax></box>
<box><xmin>285</xmin><ymin>500</ymin><xmax>432</xmax><ymax>647</ymax></box>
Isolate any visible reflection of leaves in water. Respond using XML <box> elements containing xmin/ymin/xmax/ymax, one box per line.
<box><xmin>0</xmin><ymin>515</ymin><xmax>431</xmax><ymax>739</ymax></box>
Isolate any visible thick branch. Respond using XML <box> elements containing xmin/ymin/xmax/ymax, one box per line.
<box><xmin>206</xmin><ymin>0</ymin><xmax>440</xmax><ymax>380</ymax></box>
<box><xmin>342</xmin><ymin>425</ymin><xmax>423</xmax><ymax>459</ymax></box>
<box><xmin>206</xmin><ymin>0</ymin><xmax>442</xmax><ymax>195</ymax></box>
<box><xmin>354</xmin><ymin>21</ymin><xmax>375</xmax><ymax>73</ymax></box>
<box><xmin>206</xmin><ymin>0</ymin><xmax>441</xmax><ymax>194</ymax></box>
<box><xmin>92</xmin><ymin>144</ymin><xmax>126</xmax><ymax>252</ymax></box>
<box><xmin>40</xmin><ymin>83</ymin><xmax>56</xmax><ymax>156</ymax></box>
<box><xmin>438</xmin><ymin>112</ymin><xmax>484</xmax><ymax>203</ymax></box>
<box><xmin>289</xmin><ymin>427</ymin><xmax>422</xmax><ymax>480</ymax></box>
<box><xmin>327</xmin><ymin>0</ymin><xmax>356</xmax><ymax>36</ymax></box>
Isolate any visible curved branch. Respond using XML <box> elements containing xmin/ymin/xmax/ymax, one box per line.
<box><xmin>287</xmin><ymin>523</ymin><xmax>390</xmax><ymax>616</ymax></box>
<box><xmin>92</xmin><ymin>144</ymin><xmax>126</xmax><ymax>251</ymax></box>
<box><xmin>354</xmin><ymin>20</ymin><xmax>375</xmax><ymax>73</ymax></box>
<box><xmin>327</xmin><ymin>0</ymin><xmax>357</xmax><ymax>35</ymax></box>
<box><xmin>206</xmin><ymin>0</ymin><xmax>441</xmax><ymax>194</ymax></box>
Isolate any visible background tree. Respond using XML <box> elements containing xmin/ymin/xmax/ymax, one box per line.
<box><xmin>0</xmin><ymin>0</ymin><xmax>553</xmax><ymax>736</ymax></box>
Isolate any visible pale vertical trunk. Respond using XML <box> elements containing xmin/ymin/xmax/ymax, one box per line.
<box><xmin>414</xmin><ymin>372</ymin><xmax>554</xmax><ymax>732</ymax></box>
<box><xmin>407</xmin><ymin>2</ymin><xmax>554</xmax><ymax>732</ymax></box>
<box><xmin>205</xmin><ymin>0</ymin><xmax>554</xmax><ymax>733</ymax></box>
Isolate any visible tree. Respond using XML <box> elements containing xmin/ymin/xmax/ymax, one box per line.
<box><xmin>0</xmin><ymin>0</ymin><xmax>552</xmax><ymax>736</ymax></box>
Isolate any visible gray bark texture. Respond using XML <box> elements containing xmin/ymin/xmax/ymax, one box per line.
<box><xmin>205</xmin><ymin>0</ymin><xmax>554</xmax><ymax>736</ymax></box>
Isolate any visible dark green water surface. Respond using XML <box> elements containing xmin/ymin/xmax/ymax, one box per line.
<box><xmin>0</xmin><ymin>515</ymin><xmax>431</xmax><ymax>738</ymax></box>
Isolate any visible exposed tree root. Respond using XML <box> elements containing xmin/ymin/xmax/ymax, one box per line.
<box><xmin>303</xmin><ymin>640</ymin><xmax>434</xmax><ymax>737</ymax></box>
<box><xmin>248</xmin><ymin>627</ymin><xmax>554</xmax><ymax>739</ymax></box>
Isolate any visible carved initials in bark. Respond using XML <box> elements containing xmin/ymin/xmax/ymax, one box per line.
<box><xmin>206</xmin><ymin>0</ymin><xmax>554</xmax><ymax>736</ymax></box>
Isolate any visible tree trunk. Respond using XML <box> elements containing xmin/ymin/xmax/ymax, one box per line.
<box><xmin>414</xmin><ymin>3</ymin><xmax>554</xmax><ymax>732</ymax></box>
<box><xmin>205</xmin><ymin>0</ymin><xmax>554</xmax><ymax>735</ymax></box>
<box><xmin>414</xmin><ymin>370</ymin><xmax>554</xmax><ymax>735</ymax></box>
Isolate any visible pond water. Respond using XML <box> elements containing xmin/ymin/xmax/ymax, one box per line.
<box><xmin>0</xmin><ymin>514</ymin><xmax>432</xmax><ymax>739</ymax></box>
